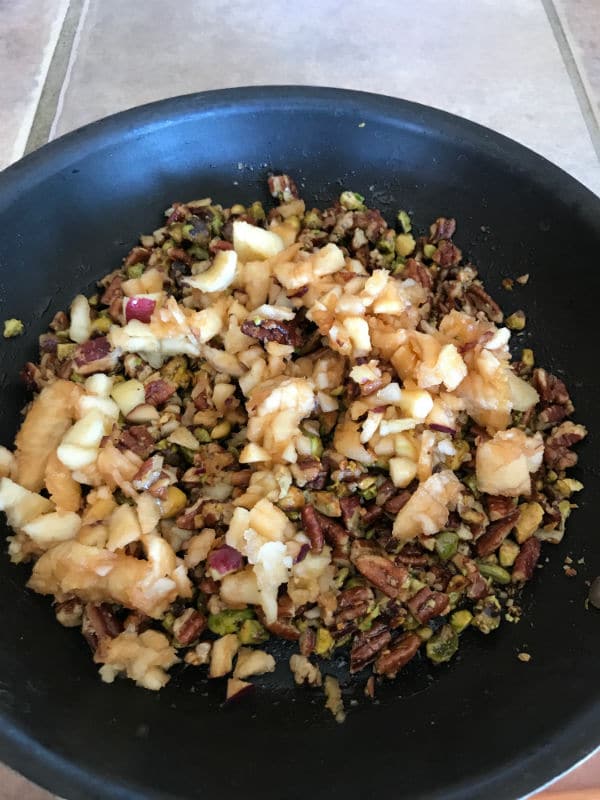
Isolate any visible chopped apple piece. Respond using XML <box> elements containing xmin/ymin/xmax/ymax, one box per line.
<box><xmin>22</xmin><ymin>511</ymin><xmax>81</xmax><ymax>547</ymax></box>
<box><xmin>233</xmin><ymin>220</ymin><xmax>284</xmax><ymax>262</ymax></box>
<box><xmin>0</xmin><ymin>477</ymin><xmax>53</xmax><ymax>528</ymax></box>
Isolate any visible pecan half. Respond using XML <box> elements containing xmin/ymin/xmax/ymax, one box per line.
<box><xmin>475</xmin><ymin>510</ymin><xmax>519</xmax><ymax>557</ymax></box>
<box><xmin>350</xmin><ymin>623</ymin><xmax>392</xmax><ymax>673</ymax></box>
<box><xmin>336</xmin><ymin>586</ymin><xmax>374</xmax><ymax>622</ymax></box>
<box><xmin>374</xmin><ymin>632</ymin><xmax>421</xmax><ymax>678</ymax></box>
<box><xmin>301</xmin><ymin>505</ymin><xmax>324</xmax><ymax>553</ymax></box>
<box><xmin>354</xmin><ymin>554</ymin><xmax>409</xmax><ymax>599</ymax></box>
<box><xmin>512</xmin><ymin>537</ymin><xmax>541</xmax><ymax>583</ymax></box>
<box><xmin>407</xmin><ymin>587</ymin><xmax>450</xmax><ymax>624</ymax></box>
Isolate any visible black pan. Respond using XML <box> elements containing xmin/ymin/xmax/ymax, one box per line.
<box><xmin>0</xmin><ymin>86</ymin><xmax>598</xmax><ymax>800</ymax></box>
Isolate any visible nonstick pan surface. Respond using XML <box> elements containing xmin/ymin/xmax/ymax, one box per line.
<box><xmin>0</xmin><ymin>86</ymin><xmax>598</xmax><ymax>800</ymax></box>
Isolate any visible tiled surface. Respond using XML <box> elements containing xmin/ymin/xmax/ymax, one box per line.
<box><xmin>1</xmin><ymin>0</ymin><xmax>600</xmax><ymax>797</ymax></box>
<box><xmin>50</xmin><ymin>0</ymin><xmax>600</xmax><ymax>196</ymax></box>
<box><xmin>555</xmin><ymin>0</ymin><xmax>600</xmax><ymax>127</ymax></box>
<box><xmin>0</xmin><ymin>0</ymin><xmax>69</xmax><ymax>170</ymax></box>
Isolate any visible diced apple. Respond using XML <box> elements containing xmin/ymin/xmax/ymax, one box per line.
<box><xmin>226</xmin><ymin>677</ymin><xmax>253</xmax><ymax>701</ymax></box>
<box><xmin>507</xmin><ymin>371</ymin><xmax>540</xmax><ymax>412</ymax></box>
<box><xmin>398</xmin><ymin>390</ymin><xmax>434</xmax><ymax>420</ymax></box>
<box><xmin>110</xmin><ymin>380</ymin><xmax>146</xmax><ymax>417</ymax></box>
<box><xmin>107</xmin><ymin>503</ymin><xmax>142</xmax><ymax>551</ymax></box>
<box><xmin>22</xmin><ymin>511</ymin><xmax>81</xmax><ymax>546</ymax></box>
<box><xmin>0</xmin><ymin>478</ymin><xmax>53</xmax><ymax>528</ymax></box>
<box><xmin>389</xmin><ymin>456</ymin><xmax>418</xmax><ymax>488</ymax></box>
<box><xmin>85</xmin><ymin>374</ymin><xmax>114</xmax><ymax>397</ymax></box>
<box><xmin>69</xmin><ymin>295</ymin><xmax>91</xmax><ymax>343</ymax></box>
<box><xmin>126</xmin><ymin>404</ymin><xmax>160</xmax><ymax>424</ymax></box>
<box><xmin>220</xmin><ymin>568</ymin><xmax>262</xmax><ymax>607</ymax></box>
<box><xmin>63</xmin><ymin>410</ymin><xmax>106</xmax><ymax>448</ymax></box>
<box><xmin>167</xmin><ymin>426</ymin><xmax>199</xmax><ymax>451</ymax></box>
<box><xmin>78</xmin><ymin>394</ymin><xmax>120</xmax><ymax>420</ymax></box>
<box><xmin>209</xmin><ymin>633</ymin><xmax>240</xmax><ymax>678</ymax></box>
<box><xmin>185</xmin><ymin>249</ymin><xmax>238</xmax><ymax>293</ymax></box>
<box><xmin>0</xmin><ymin>447</ymin><xmax>15</xmax><ymax>479</ymax></box>
<box><xmin>239</xmin><ymin>442</ymin><xmax>271</xmax><ymax>463</ymax></box>
<box><xmin>233</xmin><ymin>648</ymin><xmax>276</xmax><ymax>679</ymax></box>
<box><xmin>233</xmin><ymin>220</ymin><xmax>284</xmax><ymax>263</ymax></box>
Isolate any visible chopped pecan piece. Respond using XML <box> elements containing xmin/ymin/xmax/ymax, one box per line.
<box><xmin>145</xmin><ymin>379</ymin><xmax>176</xmax><ymax>407</ymax></box>
<box><xmin>407</xmin><ymin>587</ymin><xmax>450</xmax><ymax>624</ymax></box>
<box><xmin>383</xmin><ymin>490</ymin><xmax>412</xmax><ymax>515</ymax></box>
<box><xmin>336</xmin><ymin>586</ymin><xmax>373</xmax><ymax>622</ymax></box>
<box><xmin>354</xmin><ymin>554</ymin><xmax>409</xmax><ymax>599</ymax></box>
<box><xmin>268</xmin><ymin>174</ymin><xmax>299</xmax><ymax>201</ymax></box>
<box><xmin>119</xmin><ymin>425</ymin><xmax>155</xmax><ymax>459</ymax></box>
<box><xmin>533</xmin><ymin>368</ymin><xmax>574</xmax><ymax>412</ymax></box>
<box><xmin>429</xmin><ymin>217</ymin><xmax>456</xmax><ymax>243</ymax></box>
<box><xmin>484</xmin><ymin>495</ymin><xmax>517</xmax><ymax>522</ymax></box>
<box><xmin>300</xmin><ymin>505</ymin><xmax>324</xmax><ymax>553</ymax></box>
<box><xmin>74</xmin><ymin>336</ymin><xmax>115</xmax><ymax>373</ymax></box>
<box><xmin>544</xmin><ymin>421</ymin><xmax>587</xmax><ymax>470</ymax></box>
<box><xmin>404</xmin><ymin>258</ymin><xmax>433</xmax><ymax>289</ymax></box>
<box><xmin>475</xmin><ymin>510</ymin><xmax>519</xmax><ymax>557</ymax></box>
<box><xmin>433</xmin><ymin>239</ymin><xmax>462</xmax><ymax>267</ymax></box>
<box><xmin>82</xmin><ymin>603</ymin><xmax>122</xmax><ymax>651</ymax></box>
<box><xmin>350</xmin><ymin>623</ymin><xmax>392</xmax><ymax>673</ymax></box>
<box><xmin>536</xmin><ymin>404</ymin><xmax>568</xmax><ymax>430</ymax></box>
<box><xmin>465</xmin><ymin>283</ymin><xmax>503</xmax><ymax>323</ymax></box>
<box><xmin>374</xmin><ymin>632</ymin><xmax>421</xmax><ymax>678</ymax></box>
<box><xmin>241</xmin><ymin>318</ymin><xmax>302</xmax><ymax>347</ymax></box>
<box><xmin>339</xmin><ymin>495</ymin><xmax>361</xmax><ymax>530</ymax></box>
<box><xmin>395</xmin><ymin>543</ymin><xmax>429</xmax><ymax>567</ymax></box>
<box><xmin>512</xmin><ymin>537</ymin><xmax>541</xmax><ymax>583</ymax></box>
<box><xmin>124</xmin><ymin>246</ymin><xmax>151</xmax><ymax>267</ymax></box>
<box><xmin>299</xmin><ymin>628</ymin><xmax>316</xmax><ymax>657</ymax></box>
<box><xmin>173</xmin><ymin>609</ymin><xmax>206</xmax><ymax>646</ymax></box>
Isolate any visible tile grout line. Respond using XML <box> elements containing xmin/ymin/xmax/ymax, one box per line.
<box><xmin>24</xmin><ymin>0</ymin><xmax>88</xmax><ymax>155</ymax></box>
<box><xmin>541</xmin><ymin>0</ymin><xmax>600</xmax><ymax>163</ymax></box>
<box><xmin>9</xmin><ymin>0</ymin><xmax>71</xmax><ymax>164</ymax></box>
<box><xmin>48</xmin><ymin>0</ymin><xmax>91</xmax><ymax>142</ymax></box>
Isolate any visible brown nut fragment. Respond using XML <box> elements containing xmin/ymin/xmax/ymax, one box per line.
<box><xmin>374</xmin><ymin>632</ymin><xmax>421</xmax><ymax>679</ymax></box>
<box><xmin>532</xmin><ymin>368</ymin><xmax>574</xmax><ymax>412</ymax></box>
<box><xmin>241</xmin><ymin>318</ymin><xmax>302</xmax><ymax>348</ymax></box>
<box><xmin>465</xmin><ymin>283</ymin><xmax>503</xmax><ymax>323</ymax></box>
<box><xmin>354</xmin><ymin>554</ymin><xmax>409</xmax><ymax>599</ymax></box>
<box><xmin>299</xmin><ymin>628</ymin><xmax>316</xmax><ymax>657</ymax></box>
<box><xmin>512</xmin><ymin>537</ymin><xmax>541</xmax><ymax>583</ymax></box>
<box><xmin>173</xmin><ymin>609</ymin><xmax>206</xmax><ymax>646</ymax></box>
<box><xmin>475</xmin><ymin>510</ymin><xmax>519</xmax><ymax>557</ymax></box>
<box><xmin>383</xmin><ymin>490</ymin><xmax>412</xmax><ymax>515</ymax></box>
<box><xmin>404</xmin><ymin>258</ymin><xmax>433</xmax><ymax>289</ymax></box>
<box><xmin>429</xmin><ymin>216</ymin><xmax>456</xmax><ymax>243</ymax></box>
<box><xmin>484</xmin><ymin>495</ymin><xmax>517</xmax><ymax>522</ymax></box>
<box><xmin>336</xmin><ymin>586</ymin><xmax>374</xmax><ymax>622</ymax></box>
<box><xmin>350</xmin><ymin>623</ymin><xmax>392</xmax><ymax>673</ymax></box>
<box><xmin>55</xmin><ymin>597</ymin><xmax>83</xmax><ymax>628</ymax></box>
<box><xmin>544</xmin><ymin>421</ymin><xmax>587</xmax><ymax>470</ymax></box>
<box><xmin>407</xmin><ymin>587</ymin><xmax>450</xmax><ymax>624</ymax></box>
<box><xmin>300</xmin><ymin>505</ymin><xmax>324</xmax><ymax>553</ymax></box>
<box><xmin>82</xmin><ymin>603</ymin><xmax>122</xmax><ymax>651</ymax></box>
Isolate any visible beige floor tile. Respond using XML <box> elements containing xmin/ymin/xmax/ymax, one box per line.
<box><xmin>0</xmin><ymin>0</ymin><xmax>69</xmax><ymax>170</ymax></box>
<box><xmin>50</xmin><ymin>0</ymin><xmax>600</xmax><ymax>195</ymax></box>
<box><xmin>0</xmin><ymin>764</ymin><xmax>53</xmax><ymax>800</ymax></box>
<box><xmin>554</xmin><ymin>0</ymin><xmax>600</xmax><ymax>127</ymax></box>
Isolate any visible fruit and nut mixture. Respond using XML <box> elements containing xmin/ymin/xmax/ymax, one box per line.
<box><xmin>0</xmin><ymin>175</ymin><xmax>586</xmax><ymax>712</ymax></box>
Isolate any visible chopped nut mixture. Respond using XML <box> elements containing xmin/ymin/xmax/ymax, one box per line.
<box><xmin>0</xmin><ymin>176</ymin><xmax>586</xmax><ymax>712</ymax></box>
